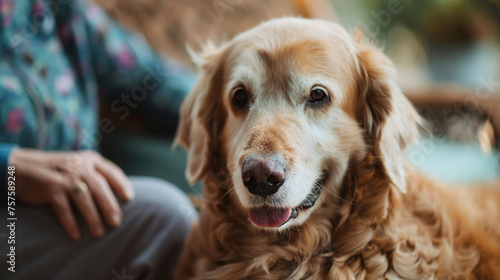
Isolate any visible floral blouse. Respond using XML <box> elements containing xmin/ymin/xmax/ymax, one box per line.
<box><xmin>0</xmin><ymin>0</ymin><xmax>195</xmax><ymax>189</ymax></box>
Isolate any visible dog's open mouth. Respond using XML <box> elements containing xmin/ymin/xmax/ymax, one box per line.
<box><xmin>248</xmin><ymin>174</ymin><xmax>327</xmax><ymax>228</ymax></box>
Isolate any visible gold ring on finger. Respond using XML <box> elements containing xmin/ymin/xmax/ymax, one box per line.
<box><xmin>72</xmin><ymin>181</ymin><xmax>88</xmax><ymax>195</ymax></box>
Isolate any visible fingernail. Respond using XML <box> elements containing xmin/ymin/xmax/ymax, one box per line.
<box><xmin>95</xmin><ymin>226</ymin><xmax>105</xmax><ymax>238</ymax></box>
<box><xmin>125</xmin><ymin>188</ymin><xmax>135</xmax><ymax>201</ymax></box>
<box><xmin>111</xmin><ymin>213</ymin><xmax>122</xmax><ymax>227</ymax></box>
<box><xmin>73</xmin><ymin>231</ymin><xmax>81</xmax><ymax>241</ymax></box>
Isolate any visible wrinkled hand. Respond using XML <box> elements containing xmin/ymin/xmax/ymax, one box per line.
<box><xmin>9</xmin><ymin>149</ymin><xmax>134</xmax><ymax>240</ymax></box>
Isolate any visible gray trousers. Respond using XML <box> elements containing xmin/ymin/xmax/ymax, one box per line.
<box><xmin>0</xmin><ymin>176</ymin><xmax>197</xmax><ymax>280</ymax></box>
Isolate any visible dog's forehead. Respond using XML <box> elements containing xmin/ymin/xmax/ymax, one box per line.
<box><xmin>227</xmin><ymin>19</ymin><xmax>357</xmax><ymax>98</ymax></box>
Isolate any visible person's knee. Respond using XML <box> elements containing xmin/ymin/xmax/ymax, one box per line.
<box><xmin>108</xmin><ymin>177</ymin><xmax>197</xmax><ymax>279</ymax></box>
<box><xmin>125</xmin><ymin>176</ymin><xmax>197</xmax><ymax>230</ymax></box>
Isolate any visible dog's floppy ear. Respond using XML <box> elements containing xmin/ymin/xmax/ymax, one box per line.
<box><xmin>354</xmin><ymin>39</ymin><xmax>422</xmax><ymax>192</ymax></box>
<box><xmin>175</xmin><ymin>43</ymin><xmax>229</xmax><ymax>185</ymax></box>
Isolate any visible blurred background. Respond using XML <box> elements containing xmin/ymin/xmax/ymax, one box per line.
<box><xmin>92</xmin><ymin>0</ymin><xmax>500</xmax><ymax>193</ymax></box>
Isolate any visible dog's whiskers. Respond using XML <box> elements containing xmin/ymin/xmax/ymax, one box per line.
<box><xmin>320</xmin><ymin>182</ymin><xmax>358</xmax><ymax>206</ymax></box>
<box><xmin>348</xmin><ymin>173</ymin><xmax>358</xmax><ymax>206</ymax></box>
<box><xmin>216</xmin><ymin>186</ymin><xmax>235</xmax><ymax>204</ymax></box>
<box><xmin>218</xmin><ymin>177</ymin><xmax>233</xmax><ymax>188</ymax></box>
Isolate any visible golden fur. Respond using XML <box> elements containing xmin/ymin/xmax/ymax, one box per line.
<box><xmin>175</xmin><ymin>18</ymin><xmax>500</xmax><ymax>279</ymax></box>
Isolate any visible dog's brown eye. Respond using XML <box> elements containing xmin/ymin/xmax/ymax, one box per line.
<box><xmin>232</xmin><ymin>88</ymin><xmax>249</xmax><ymax>110</ymax></box>
<box><xmin>307</xmin><ymin>86</ymin><xmax>328</xmax><ymax>105</ymax></box>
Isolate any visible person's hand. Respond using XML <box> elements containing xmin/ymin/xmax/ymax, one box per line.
<box><xmin>9</xmin><ymin>149</ymin><xmax>134</xmax><ymax>240</ymax></box>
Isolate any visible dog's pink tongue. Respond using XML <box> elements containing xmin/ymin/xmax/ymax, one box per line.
<box><xmin>248</xmin><ymin>206</ymin><xmax>291</xmax><ymax>227</ymax></box>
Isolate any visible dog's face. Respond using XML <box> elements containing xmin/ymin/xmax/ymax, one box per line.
<box><xmin>176</xmin><ymin>18</ymin><xmax>420</xmax><ymax>230</ymax></box>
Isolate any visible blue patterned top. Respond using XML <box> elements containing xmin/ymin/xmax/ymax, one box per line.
<box><xmin>0</xmin><ymin>0</ymin><xmax>195</xmax><ymax>189</ymax></box>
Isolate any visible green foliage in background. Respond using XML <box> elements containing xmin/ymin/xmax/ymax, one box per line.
<box><xmin>363</xmin><ymin>0</ymin><xmax>499</xmax><ymax>44</ymax></box>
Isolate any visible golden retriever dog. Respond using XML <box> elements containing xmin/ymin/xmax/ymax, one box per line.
<box><xmin>175</xmin><ymin>18</ymin><xmax>500</xmax><ymax>279</ymax></box>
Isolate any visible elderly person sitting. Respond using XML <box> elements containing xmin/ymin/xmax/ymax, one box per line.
<box><xmin>0</xmin><ymin>0</ymin><xmax>196</xmax><ymax>279</ymax></box>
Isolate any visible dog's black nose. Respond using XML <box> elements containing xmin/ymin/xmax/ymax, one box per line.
<box><xmin>242</xmin><ymin>154</ymin><xmax>286</xmax><ymax>196</ymax></box>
